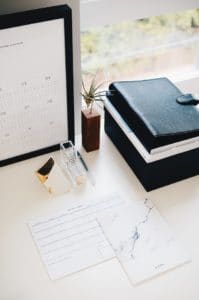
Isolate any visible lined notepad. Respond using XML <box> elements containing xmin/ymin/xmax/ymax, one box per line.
<box><xmin>29</xmin><ymin>194</ymin><xmax>123</xmax><ymax>280</ymax></box>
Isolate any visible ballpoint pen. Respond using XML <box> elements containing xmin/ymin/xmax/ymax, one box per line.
<box><xmin>77</xmin><ymin>151</ymin><xmax>95</xmax><ymax>186</ymax></box>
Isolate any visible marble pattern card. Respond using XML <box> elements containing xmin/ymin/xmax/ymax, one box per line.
<box><xmin>99</xmin><ymin>198</ymin><xmax>190</xmax><ymax>284</ymax></box>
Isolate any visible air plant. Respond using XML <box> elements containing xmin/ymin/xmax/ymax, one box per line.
<box><xmin>81</xmin><ymin>77</ymin><xmax>107</xmax><ymax>114</ymax></box>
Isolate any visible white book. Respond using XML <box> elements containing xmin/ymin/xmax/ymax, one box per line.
<box><xmin>105</xmin><ymin>100</ymin><xmax>199</xmax><ymax>163</ymax></box>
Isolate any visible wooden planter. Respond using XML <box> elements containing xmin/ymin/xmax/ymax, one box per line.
<box><xmin>81</xmin><ymin>108</ymin><xmax>101</xmax><ymax>152</ymax></box>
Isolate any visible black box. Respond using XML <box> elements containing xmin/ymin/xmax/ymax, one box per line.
<box><xmin>104</xmin><ymin>107</ymin><xmax>199</xmax><ymax>191</ymax></box>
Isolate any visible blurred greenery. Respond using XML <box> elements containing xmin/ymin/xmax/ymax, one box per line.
<box><xmin>81</xmin><ymin>8</ymin><xmax>199</xmax><ymax>81</ymax></box>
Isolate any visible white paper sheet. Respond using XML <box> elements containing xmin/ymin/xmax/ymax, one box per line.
<box><xmin>99</xmin><ymin>198</ymin><xmax>190</xmax><ymax>285</ymax></box>
<box><xmin>29</xmin><ymin>194</ymin><xmax>124</xmax><ymax>280</ymax></box>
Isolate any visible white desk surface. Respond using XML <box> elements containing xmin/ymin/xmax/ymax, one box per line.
<box><xmin>0</xmin><ymin>131</ymin><xmax>199</xmax><ymax>300</ymax></box>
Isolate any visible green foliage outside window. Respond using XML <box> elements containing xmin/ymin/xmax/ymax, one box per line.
<box><xmin>81</xmin><ymin>9</ymin><xmax>199</xmax><ymax>82</ymax></box>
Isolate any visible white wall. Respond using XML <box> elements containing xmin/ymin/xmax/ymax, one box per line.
<box><xmin>0</xmin><ymin>0</ymin><xmax>81</xmax><ymax>135</ymax></box>
<box><xmin>176</xmin><ymin>77</ymin><xmax>199</xmax><ymax>95</ymax></box>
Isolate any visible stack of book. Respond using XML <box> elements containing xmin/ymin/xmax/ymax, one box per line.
<box><xmin>105</xmin><ymin>77</ymin><xmax>199</xmax><ymax>191</ymax></box>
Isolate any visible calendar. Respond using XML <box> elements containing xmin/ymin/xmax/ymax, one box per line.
<box><xmin>0</xmin><ymin>6</ymin><xmax>74</xmax><ymax>166</ymax></box>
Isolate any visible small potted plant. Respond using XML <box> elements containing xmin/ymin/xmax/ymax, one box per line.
<box><xmin>81</xmin><ymin>77</ymin><xmax>106</xmax><ymax>152</ymax></box>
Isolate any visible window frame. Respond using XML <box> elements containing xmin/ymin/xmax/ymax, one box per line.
<box><xmin>80</xmin><ymin>0</ymin><xmax>199</xmax><ymax>29</ymax></box>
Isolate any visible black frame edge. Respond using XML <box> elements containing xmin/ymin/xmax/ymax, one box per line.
<box><xmin>0</xmin><ymin>5</ymin><xmax>75</xmax><ymax>167</ymax></box>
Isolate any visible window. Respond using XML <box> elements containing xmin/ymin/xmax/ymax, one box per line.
<box><xmin>80</xmin><ymin>1</ymin><xmax>199</xmax><ymax>87</ymax></box>
<box><xmin>81</xmin><ymin>0</ymin><xmax>199</xmax><ymax>29</ymax></box>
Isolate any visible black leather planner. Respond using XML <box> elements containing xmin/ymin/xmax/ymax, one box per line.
<box><xmin>107</xmin><ymin>78</ymin><xmax>199</xmax><ymax>151</ymax></box>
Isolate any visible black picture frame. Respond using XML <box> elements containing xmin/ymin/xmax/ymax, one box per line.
<box><xmin>0</xmin><ymin>5</ymin><xmax>75</xmax><ymax>167</ymax></box>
